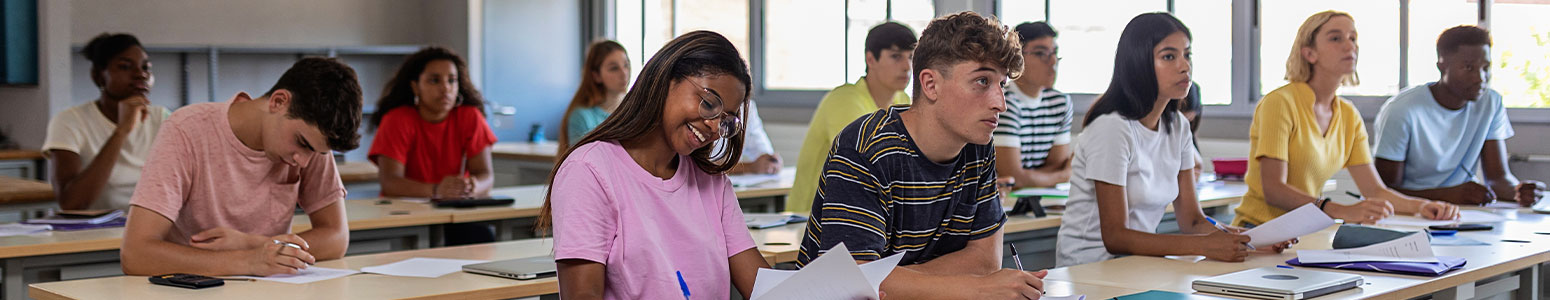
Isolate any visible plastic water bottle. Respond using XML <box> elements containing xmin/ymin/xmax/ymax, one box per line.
<box><xmin>529</xmin><ymin>123</ymin><xmax>546</xmax><ymax>143</ymax></box>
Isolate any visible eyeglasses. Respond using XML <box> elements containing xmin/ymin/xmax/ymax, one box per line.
<box><xmin>686</xmin><ymin>78</ymin><xmax>742</xmax><ymax>139</ymax></box>
<box><xmin>1024</xmin><ymin>49</ymin><xmax>1061</xmax><ymax>62</ymax></box>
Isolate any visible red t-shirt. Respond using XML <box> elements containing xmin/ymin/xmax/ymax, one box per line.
<box><xmin>368</xmin><ymin>105</ymin><xmax>498</xmax><ymax>185</ymax></box>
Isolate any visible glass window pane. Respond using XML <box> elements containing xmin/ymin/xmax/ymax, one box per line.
<box><xmin>1173</xmin><ymin>0</ymin><xmax>1233</xmax><ymax>105</ymax></box>
<box><xmin>616</xmin><ymin>0</ymin><xmax>645</xmax><ymax>80</ymax></box>
<box><xmin>1407</xmin><ymin>0</ymin><xmax>1476</xmax><ymax>88</ymax></box>
<box><xmin>1048</xmin><ymin>0</ymin><xmax>1167</xmax><ymax>94</ymax></box>
<box><xmin>1260</xmin><ymin>0</ymin><xmax>1400</xmax><ymax>96</ymax></box>
<box><xmin>846</xmin><ymin>0</ymin><xmax>889</xmax><ymax>82</ymax></box>
<box><xmin>766</xmin><ymin>0</ymin><xmax>846</xmax><ymax>90</ymax></box>
<box><xmin>675</xmin><ymin>0</ymin><xmax>750</xmax><ymax>60</ymax></box>
<box><xmin>999</xmin><ymin>0</ymin><xmax>1047</xmax><ymax>25</ymax></box>
<box><xmin>1491</xmin><ymin>1</ymin><xmax>1550</xmax><ymax>108</ymax></box>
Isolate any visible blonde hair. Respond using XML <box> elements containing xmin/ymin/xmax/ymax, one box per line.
<box><xmin>1284</xmin><ymin>10</ymin><xmax>1359</xmax><ymax>86</ymax></box>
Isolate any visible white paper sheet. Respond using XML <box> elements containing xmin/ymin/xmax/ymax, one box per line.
<box><xmin>236</xmin><ymin>266</ymin><xmax>360</xmax><ymax>284</ymax></box>
<box><xmin>729</xmin><ymin>174</ymin><xmax>781</xmax><ymax>187</ymax></box>
<box><xmin>0</xmin><ymin>223</ymin><xmax>50</xmax><ymax>237</ymax></box>
<box><xmin>361</xmin><ymin>257</ymin><xmax>490</xmax><ymax>278</ymax></box>
<box><xmin>1376</xmin><ymin>210</ymin><xmax>1508</xmax><ymax>227</ymax></box>
<box><xmin>1241</xmin><ymin>204</ymin><xmax>1335</xmax><ymax>247</ymax></box>
<box><xmin>1043</xmin><ymin>295</ymin><xmax>1086</xmax><ymax>300</ymax></box>
<box><xmin>750</xmin><ymin>243</ymin><xmax>903</xmax><ymax>300</ymax></box>
<box><xmin>1296</xmin><ymin>232</ymin><xmax>1438</xmax><ymax>263</ymax></box>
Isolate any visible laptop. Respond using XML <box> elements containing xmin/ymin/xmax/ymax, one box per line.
<box><xmin>462</xmin><ymin>256</ymin><xmax>557</xmax><ymax>280</ymax></box>
<box><xmin>1192</xmin><ymin>267</ymin><xmax>1362</xmax><ymax>300</ymax></box>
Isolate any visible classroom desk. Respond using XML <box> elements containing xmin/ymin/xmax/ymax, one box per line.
<box><xmin>0</xmin><ymin>176</ymin><xmax>56</xmax><ymax>221</ymax></box>
<box><xmin>0</xmin><ymin>150</ymin><xmax>45</xmax><ymax>180</ymax></box>
<box><xmin>1046</xmin><ymin>208</ymin><xmax>1550</xmax><ymax>300</ymax></box>
<box><xmin>489</xmin><ymin>142</ymin><xmax>558</xmax><ymax>186</ymax></box>
<box><xmin>336</xmin><ymin>161</ymin><xmax>379</xmax><ymax>184</ymax></box>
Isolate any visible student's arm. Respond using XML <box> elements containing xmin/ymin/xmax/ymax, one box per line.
<box><xmin>728</xmin><ymin>248</ymin><xmax>769</xmax><ymax>299</ymax></box>
<box><xmin>901</xmin><ymin>228</ymin><xmax>1003</xmax><ymax>276</ymax></box>
<box><xmin>1094</xmin><ymin>180</ymin><xmax>1248</xmax><ymax>262</ymax></box>
<box><xmin>871</xmin><ymin>265</ymin><xmax>1046</xmax><ymax>300</ymax></box>
<box><xmin>1259</xmin><ymin>158</ymin><xmax>1391</xmax><ymax>224</ymax></box>
<box><xmin>994</xmin><ymin>147</ymin><xmax>1070</xmax><ymax>188</ymax></box>
<box><xmin>1480</xmin><ymin>140</ymin><xmax>1526</xmax><ymax>202</ymax></box>
<box><xmin>49</xmin><ymin>147</ymin><xmax>124</xmax><ymax>210</ymax></box>
<box><xmin>375</xmin><ymin>157</ymin><xmax>437</xmax><ymax>198</ymax></box>
<box><xmin>295</xmin><ymin>201</ymin><xmax>348</xmax><ymax>260</ymax></box>
<box><xmin>555</xmin><ymin>259</ymin><xmax>606</xmax><ymax>300</ymax></box>
<box><xmin>120</xmin><ymin>206</ymin><xmax>315</xmax><ymax>276</ymax></box>
<box><xmin>1375</xmin><ymin>158</ymin><xmax>1494</xmax><ymax>205</ymax></box>
<box><xmin>467</xmin><ymin>148</ymin><xmax>495</xmax><ymax>197</ymax></box>
<box><xmin>1349</xmin><ymin>164</ymin><xmax>1458</xmax><ymax>220</ymax></box>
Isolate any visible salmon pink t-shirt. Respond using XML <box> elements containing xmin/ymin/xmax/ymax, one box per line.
<box><xmin>130</xmin><ymin>93</ymin><xmax>344</xmax><ymax>245</ymax></box>
<box><xmin>550</xmin><ymin>140</ymin><xmax>757</xmax><ymax>299</ymax></box>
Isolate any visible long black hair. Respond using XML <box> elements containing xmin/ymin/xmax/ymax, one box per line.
<box><xmin>369</xmin><ymin>46</ymin><xmax>486</xmax><ymax>130</ymax></box>
<box><xmin>1083</xmin><ymin>12</ymin><xmax>1192</xmax><ymax>134</ymax></box>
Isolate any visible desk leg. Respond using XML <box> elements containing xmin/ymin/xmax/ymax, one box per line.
<box><xmin>5</xmin><ymin>258</ymin><xmax>23</xmax><ymax>300</ymax></box>
<box><xmin>429</xmin><ymin>224</ymin><xmax>445</xmax><ymax>248</ymax></box>
<box><xmin>32</xmin><ymin>158</ymin><xmax>45</xmax><ymax>181</ymax></box>
<box><xmin>1519</xmin><ymin>263</ymin><xmax>1540</xmax><ymax>300</ymax></box>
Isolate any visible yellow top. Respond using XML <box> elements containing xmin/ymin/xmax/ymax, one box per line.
<box><xmin>1233</xmin><ymin>82</ymin><xmax>1373</xmax><ymax>226</ymax></box>
<box><xmin>788</xmin><ymin>77</ymin><xmax>911</xmax><ymax>213</ymax></box>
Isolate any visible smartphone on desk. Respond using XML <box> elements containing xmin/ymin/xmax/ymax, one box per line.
<box><xmin>148</xmin><ymin>273</ymin><xmax>224</xmax><ymax>289</ymax></box>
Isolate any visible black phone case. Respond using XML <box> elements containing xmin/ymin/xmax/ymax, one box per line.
<box><xmin>149</xmin><ymin>273</ymin><xmax>225</xmax><ymax>289</ymax></box>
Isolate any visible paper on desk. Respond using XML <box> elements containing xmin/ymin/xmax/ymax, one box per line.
<box><xmin>0</xmin><ymin>223</ymin><xmax>50</xmax><ymax>236</ymax></box>
<box><xmin>1042</xmin><ymin>295</ymin><xmax>1086</xmax><ymax>300</ymax></box>
<box><xmin>361</xmin><ymin>257</ymin><xmax>490</xmax><ymax>278</ymax></box>
<box><xmin>1242</xmin><ymin>204</ymin><xmax>1335</xmax><ymax>247</ymax></box>
<box><xmin>236</xmin><ymin>266</ymin><xmax>360</xmax><ymax>284</ymax></box>
<box><xmin>1297</xmin><ymin>232</ymin><xmax>1437</xmax><ymax>263</ymax></box>
<box><xmin>750</xmin><ymin>243</ymin><xmax>903</xmax><ymax>300</ymax></box>
<box><xmin>729</xmin><ymin>174</ymin><xmax>781</xmax><ymax>187</ymax></box>
<box><xmin>1376</xmin><ymin>210</ymin><xmax>1508</xmax><ymax>227</ymax></box>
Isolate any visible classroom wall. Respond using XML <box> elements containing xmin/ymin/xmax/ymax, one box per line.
<box><xmin>70</xmin><ymin>0</ymin><xmax>430</xmax><ymax>47</ymax></box>
<box><xmin>0</xmin><ymin>0</ymin><xmax>73</xmax><ymax>150</ymax></box>
<box><xmin>480</xmin><ymin>0</ymin><xmax>582</xmax><ymax>143</ymax></box>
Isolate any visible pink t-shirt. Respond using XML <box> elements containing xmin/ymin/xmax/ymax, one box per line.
<box><xmin>551</xmin><ymin>141</ymin><xmax>757</xmax><ymax>299</ymax></box>
<box><xmin>130</xmin><ymin>93</ymin><xmax>344</xmax><ymax>245</ymax></box>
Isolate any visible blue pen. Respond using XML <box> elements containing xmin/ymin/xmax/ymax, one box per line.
<box><xmin>1206</xmin><ymin>216</ymin><xmax>1256</xmax><ymax>250</ymax></box>
<box><xmin>677</xmin><ymin>271</ymin><xmax>691</xmax><ymax>300</ymax></box>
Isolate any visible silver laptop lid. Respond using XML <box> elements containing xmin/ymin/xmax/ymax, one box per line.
<box><xmin>1195</xmin><ymin>267</ymin><xmax>1361</xmax><ymax>293</ymax></box>
<box><xmin>462</xmin><ymin>256</ymin><xmax>557</xmax><ymax>279</ymax></box>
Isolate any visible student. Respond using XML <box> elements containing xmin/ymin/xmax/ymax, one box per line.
<box><xmin>560</xmin><ymin>40</ymin><xmax>630</xmax><ymax>151</ymax></box>
<box><xmin>798</xmin><ymin>12</ymin><xmax>1045</xmax><ymax>299</ymax></box>
<box><xmin>1233</xmin><ymin>11</ymin><xmax>1459</xmax><ymax>227</ymax></box>
<box><xmin>541</xmin><ymin>31</ymin><xmax>767</xmax><ymax>299</ymax></box>
<box><xmin>44</xmin><ymin>33</ymin><xmax>170</xmax><ymax>210</ymax></box>
<box><xmin>719</xmin><ymin>100</ymin><xmax>783</xmax><ymax>175</ymax></box>
<box><xmin>1373</xmin><ymin>25</ymin><xmax>1545</xmax><ymax>207</ymax></box>
<box><xmin>1056</xmin><ymin>13</ymin><xmax>1290</xmax><ymax>268</ymax></box>
<box><xmin>120</xmin><ymin>57</ymin><xmax>361</xmax><ymax>276</ymax></box>
<box><xmin>995</xmin><ymin>21</ymin><xmax>1073</xmax><ymax>189</ymax></box>
<box><xmin>367</xmin><ymin>46</ymin><xmax>498</xmax><ymax>245</ymax></box>
<box><xmin>790</xmin><ymin>21</ymin><xmax>916</xmax><ymax>213</ymax></box>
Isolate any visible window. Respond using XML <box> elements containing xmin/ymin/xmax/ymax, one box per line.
<box><xmin>1406</xmin><ymin>0</ymin><xmax>1477</xmax><ymax>88</ymax></box>
<box><xmin>617</xmin><ymin>0</ymin><xmax>748</xmax><ymax>82</ymax></box>
<box><xmin>998</xmin><ymin>0</ymin><xmax>1047</xmax><ymax>26</ymax></box>
<box><xmin>1173</xmin><ymin>0</ymin><xmax>1233</xmax><ymax>105</ymax></box>
<box><xmin>765</xmin><ymin>0</ymin><xmax>845</xmax><ymax>90</ymax></box>
<box><xmin>1048</xmin><ymin>0</ymin><xmax>1167</xmax><ymax>94</ymax></box>
<box><xmin>675</xmin><ymin>0</ymin><xmax>751</xmax><ymax>60</ymax></box>
<box><xmin>844</xmin><ymin>0</ymin><xmax>934</xmax><ymax>82</ymax></box>
<box><xmin>1260</xmin><ymin>0</ymin><xmax>1400</xmax><ymax>96</ymax></box>
<box><xmin>1491</xmin><ymin>1</ymin><xmax>1550</xmax><ymax>108</ymax></box>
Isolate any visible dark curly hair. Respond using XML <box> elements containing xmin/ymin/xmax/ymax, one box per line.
<box><xmin>911</xmin><ymin>11</ymin><xmax>1025</xmax><ymax>98</ymax></box>
<box><xmin>264</xmin><ymin>57</ymin><xmax>364</xmax><ymax>151</ymax></box>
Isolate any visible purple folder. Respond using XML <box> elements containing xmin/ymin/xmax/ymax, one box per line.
<box><xmin>1285</xmin><ymin>256</ymin><xmax>1467</xmax><ymax>277</ymax></box>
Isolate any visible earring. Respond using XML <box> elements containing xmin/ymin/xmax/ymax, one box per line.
<box><xmin>413</xmin><ymin>96</ymin><xmax>419</xmax><ymax>105</ymax></box>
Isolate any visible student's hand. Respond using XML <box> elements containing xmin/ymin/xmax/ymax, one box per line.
<box><xmin>970</xmin><ymin>268</ymin><xmax>1046</xmax><ymax>300</ymax></box>
<box><xmin>750</xmin><ymin>154</ymin><xmax>782</xmax><ymax>174</ymax></box>
<box><xmin>189</xmin><ymin>227</ymin><xmax>267</xmax><ymax>251</ymax></box>
<box><xmin>1516</xmin><ymin>180</ymin><xmax>1545</xmax><ymax>207</ymax></box>
<box><xmin>1255</xmin><ymin>239</ymin><xmax>1297</xmax><ymax>254</ymax></box>
<box><xmin>1325</xmin><ymin>199</ymin><xmax>1394</xmax><ymax>224</ymax></box>
<box><xmin>114</xmin><ymin>96</ymin><xmax>150</xmax><ymax>135</ymax></box>
<box><xmin>244</xmin><ymin>234</ymin><xmax>317</xmax><ymax>276</ymax></box>
<box><xmin>1446</xmin><ymin>182</ymin><xmax>1496</xmax><ymax>205</ymax></box>
<box><xmin>435</xmin><ymin>176</ymin><xmax>473</xmax><ymax>199</ymax></box>
<box><xmin>1198</xmin><ymin>230</ymin><xmax>1251</xmax><ymax>262</ymax></box>
<box><xmin>1418</xmin><ymin>200</ymin><xmax>1460</xmax><ymax>220</ymax></box>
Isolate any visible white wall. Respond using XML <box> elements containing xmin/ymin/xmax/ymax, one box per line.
<box><xmin>71</xmin><ymin>0</ymin><xmax>430</xmax><ymax>46</ymax></box>
<box><xmin>0</xmin><ymin>0</ymin><xmax>74</xmax><ymax>150</ymax></box>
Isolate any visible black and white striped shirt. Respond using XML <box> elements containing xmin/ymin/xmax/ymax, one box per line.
<box><xmin>993</xmin><ymin>84</ymin><xmax>1073</xmax><ymax>169</ymax></box>
<box><xmin>797</xmin><ymin>106</ymin><xmax>1005</xmax><ymax>267</ymax></box>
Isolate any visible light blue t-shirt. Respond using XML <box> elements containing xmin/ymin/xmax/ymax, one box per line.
<box><xmin>566</xmin><ymin>106</ymin><xmax>609</xmax><ymax>146</ymax></box>
<box><xmin>1372</xmin><ymin>83</ymin><xmax>1514</xmax><ymax>190</ymax></box>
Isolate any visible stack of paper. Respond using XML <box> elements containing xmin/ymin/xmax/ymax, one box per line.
<box><xmin>0</xmin><ymin>223</ymin><xmax>51</xmax><ymax>237</ymax></box>
<box><xmin>25</xmin><ymin>210</ymin><xmax>125</xmax><ymax>225</ymax></box>
<box><xmin>1297</xmin><ymin>232</ymin><xmax>1438</xmax><ymax>263</ymax></box>
<box><xmin>729</xmin><ymin>174</ymin><xmax>781</xmax><ymax>187</ymax></box>
<box><xmin>750</xmin><ymin>243</ymin><xmax>901</xmax><ymax>300</ymax></box>
<box><xmin>1242</xmin><ymin>204</ymin><xmax>1336</xmax><ymax>247</ymax></box>
<box><xmin>362</xmin><ymin>258</ymin><xmax>490</xmax><ymax>278</ymax></box>
<box><xmin>236</xmin><ymin>267</ymin><xmax>361</xmax><ymax>284</ymax></box>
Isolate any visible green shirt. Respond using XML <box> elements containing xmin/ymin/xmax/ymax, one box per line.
<box><xmin>789</xmin><ymin>77</ymin><xmax>911</xmax><ymax>213</ymax></box>
<box><xmin>566</xmin><ymin>106</ymin><xmax>609</xmax><ymax>147</ymax></box>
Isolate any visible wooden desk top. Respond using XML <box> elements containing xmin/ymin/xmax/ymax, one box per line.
<box><xmin>336</xmin><ymin>161</ymin><xmax>379</xmax><ymax>184</ymax></box>
<box><xmin>1046</xmin><ymin>208</ymin><xmax>1550</xmax><ymax>300</ymax></box>
<box><xmin>0</xmin><ymin>176</ymin><xmax>54</xmax><ymax>204</ymax></box>
<box><xmin>490</xmin><ymin>142</ymin><xmax>559</xmax><ymax>163</ymax></box>
<box><xmin>31</xmin><ymin>239</ymin><xmax>563</xmax><ymax>300</ymax></box>
<box><xmin>0</xmin><ymin>149</ymin><xmax>44</xmax><ymax>160</ymax></box>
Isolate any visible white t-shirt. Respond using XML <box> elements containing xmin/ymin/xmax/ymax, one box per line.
<box><xmin>1057</xmin><ymin>112</ymin><xmax>1196</xmax><ymax>267</ymax></box>
<box><xmin>41</xmin><ymin>101</ymin><xmax>170</xmax><ymax>210</ymax></box>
